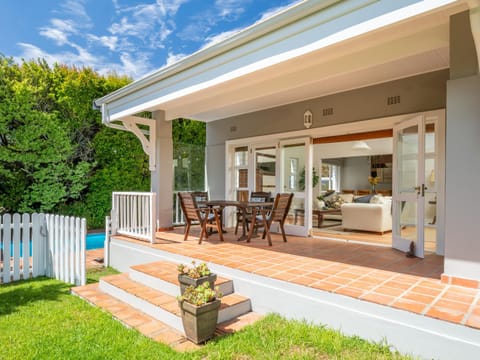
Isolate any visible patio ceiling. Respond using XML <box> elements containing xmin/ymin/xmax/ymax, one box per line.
<box><xmin>95</xmin><ymin>1</ymin><xmax>468</xmax><ymax>124</ymax></box>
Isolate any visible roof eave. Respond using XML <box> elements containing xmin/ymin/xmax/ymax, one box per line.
<box><xmin>93</xmin><ymin>0</ymin><xmax>341</xmax><ymax>109</ymax></box>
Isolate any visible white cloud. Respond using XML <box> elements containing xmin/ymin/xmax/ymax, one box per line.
<box><xmin>109</xmin><ymin>0</ymin><xmax>188</xmax><ymax>48</ymax></box>
<box><xmin>15</xmin><ymin>42</ymin><xmax>153</xmax><ymax>79</ymax></box>
<box><xmin>87</xmin><ymin>34</ymin><xmax>119</xmax><ymax>51</ymax></box>
<box><xmin>39</xmin><ymin>18</ymin><xmax>78</xmax><ymax>46</ymax></box>
<box><xmin>165</xmin><ymin>51</ymin><xmax>187</xmax><ymax>66</ymax></box>
<box><xmin>201</xmin><ymin>28</ymin><xmax>242</xmax><ymax>49</ymax></box>
<box><xmin>39</xmin><ymin>28</ymin><xmax>70</xmax><ymax>46</ymax></box>
<box><xmin>215</xmin><ymin>0</ymin><xmax>249</xmax><ymax>19</ymax></box>
<box><xmin>257</xmin><ymin>1</ymin><xmax>301</xmax><ymax>23</ymax></box>
<box><xmin>60</xmin><ymin>0</ymin><xmax>92</xmax><ymax>27</ymax></box>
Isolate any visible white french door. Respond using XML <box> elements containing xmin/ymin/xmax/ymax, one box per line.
<box><xmin>278</xmin><ymin>137</ymin><xmax>311</xmax><ymax>236</ymax></box>
<box><xmin>392</xmin><ymin>111</ymin><xmax>443</xmax><ymax>257</ymax></box>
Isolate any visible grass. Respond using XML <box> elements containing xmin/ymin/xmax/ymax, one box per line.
<box><xmin>0</xmin><ymin>268</ymin><xmax>412</xmax><ymax>360</ymax></box>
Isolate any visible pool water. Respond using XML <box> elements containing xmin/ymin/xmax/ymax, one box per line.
<box><xmin>86</xmin><ymin>233</ymin><xmax>105</xmax><ymax>250</ymax></box>
<box><xmin>1</xmin><ymin>233</ymin><xmax>105</xmax><ymax>256</ymax></box>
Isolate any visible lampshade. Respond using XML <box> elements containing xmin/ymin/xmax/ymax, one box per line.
<box><xmin>352</xmin><ymin>141</ymin><xmax>371</xmax><ymax>150</ymax></box>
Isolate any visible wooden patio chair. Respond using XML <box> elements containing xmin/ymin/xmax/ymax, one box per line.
<box><xmin>247</xmin><ymin>192</ymin><xmax>294</xmax><ymax>246</ymax></box>
<box><xmin>178</xmin><ymin>192</ymin><xmax>224</xmax><ymax>244</ymax></box>
<box><xmin>235</xmin><ymin>191</ymin><xmax>271</xmax><ymax>235</ymax></box>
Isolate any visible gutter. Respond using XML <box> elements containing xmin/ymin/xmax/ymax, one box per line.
<box><xmin>92</xmin><ymin>0</ymin><xmax>340</xmax><ymax>109</ymax></box>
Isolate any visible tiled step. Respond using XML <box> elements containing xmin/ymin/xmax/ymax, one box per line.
<box><xmin>99</xmin><ymin>273</ymin><xmax>252</xmax><ymax>332</ymax></box>
<box><xmin>72</xmin><ymin>282</ymin><xmax>261</xmax><ymax>350</ymax></box>
<box><xmin>71</xmin><ymin>283</ymin><xmax>200</xmax><ymax>352</ymax></box>
<box><xmin>130</xmin><ymin>261</ymin><xmax>234</xmax><ymax>297</ymax></box>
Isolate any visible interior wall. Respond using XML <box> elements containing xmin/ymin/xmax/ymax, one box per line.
<box><xmin>341</xmin><ymin>157</ymin><xmax>371</xmax><ymax>191</ymax></box>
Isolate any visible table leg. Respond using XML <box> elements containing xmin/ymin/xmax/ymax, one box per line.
<box><xmin>318</xmin><ymin>213</ymin><xmax>325</xmax><ymax>227</ymax></box>
<box><xmin>237</xmin><ymin>207</ymin><xmax>249</xmax><ymax>241</ymax></box>
<box><xmin>246</xmin><ymin>208</ymin><xmax>257</xmax><ymax>243</ymax></box>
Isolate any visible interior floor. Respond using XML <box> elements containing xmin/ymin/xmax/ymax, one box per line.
<box><xmin>310</xmin><ymin>225</ymin><xmax>437</xmax><ymax>253</ymax></box>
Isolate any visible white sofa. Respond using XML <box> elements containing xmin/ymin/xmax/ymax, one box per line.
<box><xmin>341</xmin><ymin>199</ymin><xmax>392</xmax><ymax>233</ymax></box>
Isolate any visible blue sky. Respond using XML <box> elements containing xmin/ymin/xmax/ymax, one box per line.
<box><xmin>0</xmin><ymin>0</ymin><xmax>299</xmax><ymax>79</ymax></box>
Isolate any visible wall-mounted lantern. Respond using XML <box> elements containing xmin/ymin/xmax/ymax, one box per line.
<box><xmin>303</xmin><ymin>110</ymin><xmax>313</xmax><ymax>128</ymax></box>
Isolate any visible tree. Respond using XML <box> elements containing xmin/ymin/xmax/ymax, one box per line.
<box><xmin>0</xmin><ymin>57</ymin><xmax>91</xmax><ymax>212</ymax></box>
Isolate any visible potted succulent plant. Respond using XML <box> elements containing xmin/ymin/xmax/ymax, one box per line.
<box><xmin>177</xmin><ymin>282</ymin><xmax>222</xmax><ymax>344</ymax></box>
<box><xmin>177</xmin><ymin>261</ymin><xmax>217</xmax><ymax>295</ymax></box>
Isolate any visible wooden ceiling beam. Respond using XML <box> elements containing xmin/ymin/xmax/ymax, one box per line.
<box><xmin>313</xmin><ymin>129</ymin><xmax>393</xmax><ymax>144</ymax></box>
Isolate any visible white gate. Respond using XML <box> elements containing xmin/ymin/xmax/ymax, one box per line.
<box><xmin>0</xmin><ymin>213</ymin><xmax>86</xmax><ymax>285</ymax></box>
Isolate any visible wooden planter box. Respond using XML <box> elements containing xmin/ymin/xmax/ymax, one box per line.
<box><xmin>178</xmin><ymin>273</ymin><xmax>217</xmax><ymax>295</ymax></box>
<box><xmin>178</xmin><ymin>299</ymin><xmax>221</xmax><ymax>344</ymax></box>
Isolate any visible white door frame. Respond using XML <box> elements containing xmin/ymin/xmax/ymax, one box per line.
<box><xmin>392</xmin><ymin>109</ymin><xmax>445</xmax><ymax>256</ymax></box>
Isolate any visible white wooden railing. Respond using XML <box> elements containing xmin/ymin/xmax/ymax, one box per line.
<box><xmin>111</xmin><ymin>192</ymin><xmax>157</xmax><ymax>243</ymax></box>
<box><xmin>0</xmin><ymin>213</ymin><xmax>86</xmax><ymax>285</ymax></box>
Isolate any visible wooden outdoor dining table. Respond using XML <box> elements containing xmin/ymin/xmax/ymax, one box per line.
<box><xmin>202</xmin><ymin>200</ymin><xmax>273</xmax><ymax>241</ymax></box>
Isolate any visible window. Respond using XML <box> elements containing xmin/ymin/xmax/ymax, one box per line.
<box><xmin>321</xmin><ymin>163</ymin><xmax>340</xmax><ymax>191</ymax></box>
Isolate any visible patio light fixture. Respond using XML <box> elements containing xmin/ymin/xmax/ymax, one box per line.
<box><xmin>352</xmin><ymin>141</ymin><xmax>371</xmax><ymax>150</ymax></box>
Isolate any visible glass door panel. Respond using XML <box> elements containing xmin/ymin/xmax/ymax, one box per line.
<box><xmin>279</xmin><ymin>138</ymin><xmax>310</xmax><ymax>236</ymax></box>
<box><xmin>254</xmin><ymin>146</ymin><xmax>276</xmax><ymax>193</ymax></box>
<box><xmin>393</xmin><ymin>116</ymin><xmax>425</xmax><ymax>257</ymax></box>
<box><xmin>424</xmin><ymin>122</ymin><xmax>437</xmax><ymax>252</ymax></box>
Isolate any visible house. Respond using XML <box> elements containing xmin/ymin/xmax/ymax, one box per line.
<box><xmin>92</xmin><ymin>0</ymin><xmax>480</xmax><ymax>356</ymax></box>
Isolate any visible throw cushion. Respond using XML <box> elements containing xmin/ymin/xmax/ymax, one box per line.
<box><xmin>325</xmin><ymin>194</ymin><xmax>345</xmax><ymax>209</ymax></box>
<box><xmin>354</xmin><ymin>194</ymin><xmax>374</xmax><ymax>203</ymax></box>
<box><xmin>338</xmin><ymin>193</ymin><xmax>354</xmax><ymax>203</ymax></box>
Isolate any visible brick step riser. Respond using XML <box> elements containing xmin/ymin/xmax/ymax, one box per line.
<box><xmin>129</xmin><ymin>268</ymin><xmax>234</xmax><ymax>297</ymax></box>
<box><xmin>99</xmin><ymin>279</ymin><xmax>183</xmax><ymax>332</ymax></box>
<box><xmin>99</xmin><ymin>278</ymin><xmax>252</xmax><ymax>327</ymax></box>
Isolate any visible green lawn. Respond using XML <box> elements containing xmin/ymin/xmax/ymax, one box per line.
<box><xmin>0</xmin><ymin>269</ymin><xmax>411</xmax><ymax>359</ymax></box>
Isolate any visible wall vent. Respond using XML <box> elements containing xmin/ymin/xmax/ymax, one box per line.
<box><xmin>387</xmin><ymin>95</ymin><xmax>401</xmax><ymax>105</ymax></box>
<box><xmin>322</xmin><ymin>107</ymin><xmax>334</xmax><ymax>116</ymax></box>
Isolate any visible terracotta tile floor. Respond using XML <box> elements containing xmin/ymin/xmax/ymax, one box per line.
<box><xmin>109</xmin><ymin>227</ymin><xmax>480</xmax><ymax>331</ymax></box>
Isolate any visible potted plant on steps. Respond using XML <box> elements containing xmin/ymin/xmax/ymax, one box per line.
<box><xmin>177</xmin><ymin>282</ymin><xmax>222</xmax><ymax>344</ymax></box>
<box><xmin>177</xmin><ymin>261</ymin><xmax>217</xmax><ymax>295</ymax></box>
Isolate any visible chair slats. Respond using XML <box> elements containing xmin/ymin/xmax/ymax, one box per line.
<box><xmin>178</xmin><ymin>192</ymin><xmax>224</xmax><ymax>244</ymax></box>
<box><xmin>248</xmin><ymin>192</ymin><xmax>293</xmax><ymax>246</ymax></box>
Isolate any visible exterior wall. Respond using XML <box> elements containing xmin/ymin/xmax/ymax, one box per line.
<box><xmin>450</xmin><ymin>11</ymin><xmax>479</xmax><ymax>79</ymax></box>
<box><xmin>206</xmin><ymin>143</ymin><xmax>226</xmax><ymax>199</ymax></box>
<box><xmin>444</xmin><ymin>75</ymin><xmax>480</xmax><ymax>282</ymax></box>
<box><xmin>206</xmin><ymin>70</ymin><xmax>448</xmax><ymax>197</ymax></box>
<box><xmin>443</xmin><ymin>10</ymin><xmax>480</xmax><ymax>283</ymax></box>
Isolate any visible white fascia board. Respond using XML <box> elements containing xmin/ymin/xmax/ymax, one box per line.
<box><xmin>100</xmin><ymin>0</ymin><xmax>459</xmax><ymax>123</ymax></box>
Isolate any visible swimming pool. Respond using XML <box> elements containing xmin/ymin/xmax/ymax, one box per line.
<box><xmin>1</xmin><ymin>233</ymin><xmax>105</xmax><ymax>255</ymax></box>
<box><xmin>86</xmin><ymin>232</ymin><xmax>105</xmax><ymax>250</ymax></box>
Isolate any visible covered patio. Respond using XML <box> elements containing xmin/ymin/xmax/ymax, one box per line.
<box><xmin>109</xmin><ymin>229</ymin><xmax>479</xmax><ymax>331</ymax></box>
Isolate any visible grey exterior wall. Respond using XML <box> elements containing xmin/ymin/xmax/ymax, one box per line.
<box><xmin>443</xmin><ymin>10</ymin><xmax>480</xmax><ymax>281</ymax></box>
<box><xmin>450</xmin><ymin>11</ymin><xmax>479</xmax><ymax>80</ymax></box>
<box><xmin>445</xmin><ymin>75</ymin><xmax>480</xmax><ymax>280</ymax></box>
<box><xmin>206</xmin><ymin>70</ymin><xmax>448</xmax><ymax>198</ymax></box>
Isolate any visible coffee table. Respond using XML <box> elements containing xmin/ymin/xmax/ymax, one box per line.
<box><xmin>294</xmin><ymin>208</ymin><xmax>342</xmax><ymax>228</ymax></box>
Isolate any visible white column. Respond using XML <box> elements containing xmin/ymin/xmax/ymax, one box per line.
<box><xmin>151</xmin><ymin>110</ymin><xmax>173</xmax><ymax>230</ymax></box>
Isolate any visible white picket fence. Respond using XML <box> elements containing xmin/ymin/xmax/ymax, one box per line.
<box><xmin>111</xmin><ymin>192</ymin><xmax>156</xmax><ymax>243</ymax></box>
<box><xmin>0</xmin><ymin>213</ymin><xmax>86</xmax><ymax>286</ymax></box>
